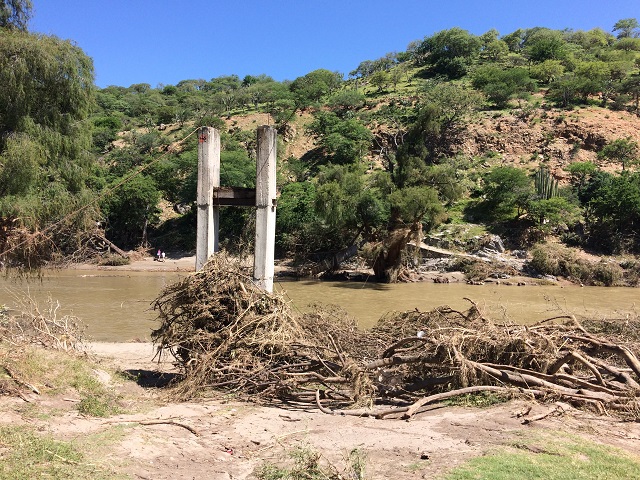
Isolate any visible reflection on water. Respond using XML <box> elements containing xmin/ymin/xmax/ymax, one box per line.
<box><xmin>1</xmin><ymin>270</ymin><xmax>638</xmax><ymax>342</ymax></box>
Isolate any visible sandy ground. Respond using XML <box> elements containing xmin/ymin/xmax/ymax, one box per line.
<box><xmin>3</xmin><ymin>342</ymin><xmax>636</xmax><ymax>479</ymax></box>
<box><xmin>74</xmin><ymin>254</ymin><xmax>296</xmax><ymax>278</ymax></box>
<box><xmin>73</xmin><ymin>254</ymin><xmax>197</xmax><ymax>272</ymax></box>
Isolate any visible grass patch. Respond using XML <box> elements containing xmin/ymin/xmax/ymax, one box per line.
<box><xmin>444</xmin><ymin>434</ymin><xmax>640</xmax><ymax>480</ymax></box>
<box><xmin>255</xmin><ymin>445</ymin><xmax>367</xmax><ymax>480</ymax></box>
<box><xmin>97</xmin><ymin>254</ymin><xmax>130</xmax><ymax>266</ymax></box>
<box><xmin>4</xmin><ymin>346</ymin><xmax>124</xmax><ymax>417</ymax></box>
<box><xmin>529</xmin><ymin>243</ymin><xmax>624</xmax><ymax>286</ymax></box>
<box><xmin>0</xmin><ymin>426</ymin><xmax>116</xmax><ymax>480</ymax></box>
<box><xmin>444</xmin><ymin>391</ymin><xmax>509</xmax><ymax>408</ymax></box>
<box><xmin>77</xmin><ymin>393</ymin><xmax>121</xmax><ymax>417</ymax></box>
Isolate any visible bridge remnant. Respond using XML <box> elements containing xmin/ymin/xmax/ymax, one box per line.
<box><xmin>196</xmin><ymin>125</ymin><xmax>277</xmax><ymax>292</ymax></box>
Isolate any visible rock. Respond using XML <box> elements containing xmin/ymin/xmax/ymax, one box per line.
<box><xmin>486</xmin><ymin>235</ymin><xmax>505</xmax><ymax>253</ymax></box>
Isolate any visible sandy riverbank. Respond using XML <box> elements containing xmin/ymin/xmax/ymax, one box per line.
<box><xmin>72</xmin><ymin>254</ymin><xmax>197</xmax><ymax>272</ymax></box>
<box><xmin>53</xmin><ymin>342</ymin><xmax>634</xmax><ymax>478</ymax></box>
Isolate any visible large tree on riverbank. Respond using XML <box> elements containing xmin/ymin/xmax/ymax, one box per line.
<box><xmin>0</xmin><ymin>0</ymin><xmax>32</xmax><ymax>31</ymax></box>
<box><xmin>0</xmin><ymin>24</ymin><xmax>97</xmax><ymax>267</ymax></box>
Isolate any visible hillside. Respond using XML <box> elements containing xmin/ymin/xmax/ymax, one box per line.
<box><xmin>465</xmin><ymin>107</ymin><xmax>640</xmax><ymax>169</ymax></box>
<box><xmin>3</xmin><ymin>20</ymin><xmax>640</xmax><ymax>284</ymax></box>
<box><xmin>271</xmin><ymin>105</ymin><xmax>640</xmax><ymax>174</ymax></box>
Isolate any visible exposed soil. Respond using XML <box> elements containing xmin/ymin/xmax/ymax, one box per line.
<box><xmin>3</xmin><ymin>342</ymin><xmax>639</xmax><ymax>479</ymax></box>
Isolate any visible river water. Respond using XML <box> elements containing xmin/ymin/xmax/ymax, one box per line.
<box><xmin>1</xmin><ymin>270</ymin><xmax>638</xmax><ymax>341</ymax></box>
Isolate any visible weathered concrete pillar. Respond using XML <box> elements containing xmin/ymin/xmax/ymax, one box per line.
<box><xmin>254</xmin><ymin>125</ymin><xmax>277</xmax><ymax>292</ymax></box>
<box><xmin>195</xmin><ymin>127</ymin><xmax>220</xmax><ymax>271</ymax></box>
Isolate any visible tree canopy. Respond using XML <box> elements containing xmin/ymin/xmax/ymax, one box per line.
<box><xmin>0</xmin><ymin>26</ymin><xmax>95</xmax><ymax>265</ymax></box>
<box><xmin>0</xmin><ymin>0</ymin><xmax>31</xmax><ymax>31</ymax></box>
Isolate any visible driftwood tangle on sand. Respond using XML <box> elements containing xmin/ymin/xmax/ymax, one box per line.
<box><xmin>151</xmin><ymin>253</ymin><xmax>640</xmax><ymax>420</ymax></box>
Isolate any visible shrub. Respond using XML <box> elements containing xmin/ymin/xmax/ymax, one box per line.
<box><xmin>592</xmin><ymin>261</ymin><xmax>624</xmax><ymax>286</ymax></box>
<box><xmin>528</xmin><ymin>243</ymin><xmax>622</xmax><ymax>285</ymax></box>
<box><xmin>98</xmin><ymin>254</ymin><xmax>130</xmax><ymax>266</ymax></box>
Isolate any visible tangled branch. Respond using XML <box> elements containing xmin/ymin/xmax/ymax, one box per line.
<box><xmin>152</xmin><ymin>253</ymin><xmax>640</xmax><ymax>420</ymax></box>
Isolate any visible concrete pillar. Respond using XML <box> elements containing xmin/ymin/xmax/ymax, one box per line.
<box><xmin>195</xmin><ymin>127</ymin><xmax>220</xmax><ymax>271</ymax></box>
<box><xmin>254</xmin><ymin>125</ymin><xmax>277</xmax><ymax>292</ymax></box>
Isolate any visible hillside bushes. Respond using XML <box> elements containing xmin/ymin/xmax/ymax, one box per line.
<box><xmin>529</xmin><ymin>243</ymin><xmax>624</xmax><ymax>286</ymax></box>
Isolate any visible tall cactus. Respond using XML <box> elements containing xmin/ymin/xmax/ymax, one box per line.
<box><xmin>534</xmin><ymin>166</ymin><xmax>559</xmax><ymax>200</ymax></box>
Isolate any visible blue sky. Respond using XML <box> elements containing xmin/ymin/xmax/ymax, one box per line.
<box><xmin>30</xmin><ymin>0</ymin><xmax>639</xmax><ymax>89</ymax></box>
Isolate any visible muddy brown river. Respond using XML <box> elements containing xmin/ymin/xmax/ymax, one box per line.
<box><xmin>1</xmin><ymin>270</ymin><xmax>638</xmax><ymax>341</ymax></box>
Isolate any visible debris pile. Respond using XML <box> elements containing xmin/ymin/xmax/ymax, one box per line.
<box><xmin>1</xmin><ymin>294</ymin><xmax>85</xmax><ymax>400</ymax></box>
<box><xmin>152</xmin><ymin>254</ymin><xmax>640</xmax><ymax>419</ymax></box>
<box><xmin>0</xmin><ymin>294</ymin><xmax>85</xmax><ymax>351</ymax></box>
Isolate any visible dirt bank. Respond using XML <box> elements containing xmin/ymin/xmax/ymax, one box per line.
<box><xmin>5</xmin><ymin>342</ymin><xmax>638</xmax><ymax>479</ymax></box>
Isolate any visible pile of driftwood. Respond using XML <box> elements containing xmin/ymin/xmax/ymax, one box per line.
<box><xmin>0</xmin><ymin>294</ymin><xmax>85</xmax><ymax>352</ymax></box>
<box><xmin>0</xmin><ymin>295</ymin><xmax>85</xmax><ymax>400</ymax></box>
<box><xmin>152</xmin><ymin>254</ymin><xmax>640</xmax><ymax>419</ymax></box>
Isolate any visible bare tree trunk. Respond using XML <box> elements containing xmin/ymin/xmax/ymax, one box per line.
<box><xmin>372</xmin><ymin>228</ymin><xmax>411</xmax><ymax>282</ymax></box>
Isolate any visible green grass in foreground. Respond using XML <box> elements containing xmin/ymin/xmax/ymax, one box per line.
<box><xmin>0</xmin><ymin>426</ymin><xmax>118</xmax><ymax>480</ymax></box>
<box><xmin>7</xmin><ymin>345</ymin><xmax>124</xmax><ymax>417</ymax></box>
<box><xmin>444</xmin><ymin>435</ymin><xmax>640</xmax><ymax>480</ymax></box>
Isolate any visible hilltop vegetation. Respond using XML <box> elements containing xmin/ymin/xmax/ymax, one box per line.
<box><xmin>1</xmin><ymin>0</ymin><xmax>640</xmax><ymax>283</ymax></box>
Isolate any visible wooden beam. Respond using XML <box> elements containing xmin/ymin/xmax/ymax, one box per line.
<box><xmin>213</xmin><ymin>187</ymin><xmax>256</xmax><ymax>207</ymax></box>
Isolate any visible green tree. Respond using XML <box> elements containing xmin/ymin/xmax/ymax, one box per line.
<box><xmin>290</xmin><ymin>69</ymin><xmax>343</xmax><ymax>110</ymax></box>
<box><xmin>527</xmin><ymin>196</ymin><xmax>580</xmax><ymax>234</ymax></box>
<box><xmin>614</xmin><ymin>37</ymin><xmax>640</xmax><ymax>51</ymax></box>
<box><xmin>0</xmin><ymin>31</ymin><xmax>94</xmax><ymax>154</ymax></box>
<box><xmin>0</xmin><ymin>0</ymin><xmax>31</xmax><ymax>30</ymax></box>
<box><xmin>480</xmin><ymin>40</ymin><xmax>509</xmax><ymax>62</ymax></box>
<box><xmin>307</xmin><ymin>111</ymin><xmax>372</xmax><ymax>165</ymax></box>
<box><xmin>620</xmin><ymin>74</ymin><xmax>640</xmax><ymax>113</ymax></box>
<box><xmin>204</xmin><ymin>74</ymin><xmax>241</xmax><ymax>93</ymax></box>
<box><xmin>313</xmin><ymin>165</ymin><xmax>389</xmax><ymax>256</ymax></box>
<box><xmin>480</xmin><ymin>166</ymin><xmax>533</xmax><ymax>220</ymax></box>
<box><xmin>423</xmin><ymin>163</ymin><xmax>465</xmax><ymax>204</ymax></box>
<box><xmin>566</xmin><ymin>28</ymin><xmax>614</xmax><ymax>51</ymax></box>
<box><xmin>612</xmin><ymin>18</ymin><xmax>640</xmax><ymax>39</ymax></box>
<box><xmin>502</xmin><ymin>29</ymin><xmax>526</xmax><ymax>52</ymax></box>
<box><xmin>472</xmin><ymin>66</ymin><xmax>536</xmax><ymax>107</ymax></box>
<box><xmin>586</xmin><ymin>172</ymin><xmax>640</xmax><ymax>252</ymax></box>
<box><xmin>417</xmin><ymin>27</ymin><xmax>482</xmax><ymax>78</ymax></box>
<box><xmin>326</xmin><ymin>90</ymin><xmax>366</xmax><ymax>115</ymax></box>
<box><xmin>101</xmin><ymin>175</ymin><xmax>161</xmax><ymax>248</ymax></box>
<box><xmin>0</xmin><ymin>29</ymin><xmax>95</xmax><ymax>265</ymax></box>
<box><xmin>567</xmin><ymin>161</ymin><xmax>597</xmax><ymax>196</ymax></box>
<box><xmin>547</xmin><ymin>74</ymin><xmax>583</xmax><ymax>107</ymax></box>
<box><xmin>389</xmin><ymin>185</ymin><xmax>444</xmax><ymax>231</ymax></box>
<box><xmin>0</xmin><ymin>134</ymin><xmax>42</xmax><ymax>196</ymax></box>
<box><xmin>275</xmin><ymin>181</ymin><xmax>322</xmax><ymax>256</ymax></box>
<box><xmin>530</xmin><ymin>60</ymin><xmax>565</xmax><ymax>84</ymax></box>
<box><xmin>598</xmin><ymin>137</ymin><xmax>639</xmax><ymax>171</ymax></box>
<box><xmin>396</xmin><ymin>83</ymin><xmax>483</xmax><ymax>178</ymax></box>
<box><xmin>369</xmin><ymin>70</ymin><xmax>390</xmax><ymax>92</ymax></box>
<box><xmin>523</xmin><ymin>28</ymin><xmax>568</xmax><ymax>63</ymax></box>
<box><xmin>371</xmin><ymin>185</ymin><xmax>444</xmax><ymax>282</ymax></box>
